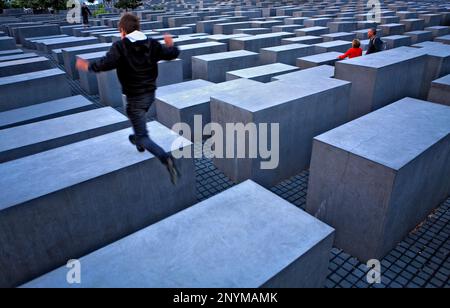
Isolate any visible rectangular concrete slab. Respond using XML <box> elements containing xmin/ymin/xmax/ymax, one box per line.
<box><xmin>306</xmin><ymin>98</ymin><xmax>450</xmax><ymax>262</ymax></box>
<box><xmin>260</xmin><ymin>44</ymin><xmax>316</xmax><ymax>65</ymax></box>
<box><xmin>22</xmin><ymin>180</ymin><xmax>334</xmax><ymax>288</ymax></box>
<box><xmin>428</xmin><ymin>73</ymin><xmax>450</xmax><ymax>106</ymax></box>
<box><xmin>226</xmin><ymin>63</ymin><xmax>299</xmax><ymax>82</ymax></box>
<box><xmin>296</xmin><ymin>51</ymin><xmax>342</xmax><ymax>69</ymax></box>
<box><xmin>62</xmin><ymin>43</ymin><xmax>112</xmax><ymax>79</ymax></box>
<box><xmin>0</xmin><ymin>95</ymin><xmax>95</xmax><ymax>130</ymax></box>
<box><xmin>210</xmin><ymin>78</ymin><xmax>351</xmax><ymax>187</ymax></box>
<box><xmin>155</xmin><ymin>78</ymin><xmax>262</xmax><ymax>139</ymax></box>
<box><xmin>0</xmin><ymin>68</ymin><xmax>71</xmax><ymax>112</ymax></box>
<box><xmin>0</xmin><ymin>122</ymin><xmax>195</xmax><ymax>288</ymax></box>
<box><xmin>0</xmin><ymin>56</ymin><xmax>51</xmax><ymax>77</ymax></box>
<box><xmin>0</xmin><ymin>107</ymin><xmax>130</xmax><ymax>163</ymax></box>
<box><xmin>192</xmin><ymin>50</ymin><xmax>260</xmax><ymax>82</ymax></box>
<box><xmin>335</xmin><ymin>47</ymin><xmax>427</xmax><ymax>120</ymax></box>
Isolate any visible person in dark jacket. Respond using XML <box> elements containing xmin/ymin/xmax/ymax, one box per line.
<box><xmin>366</xmin><ymin>28</ymin><xmax>383</xmax><ymax>55</ymax></box>
<box><xmin>76</xmin><ymin>13</ymin><xmax>181</xmax><ymax>184</ymax></box>
<box><xmin>81</xmin><ymin>3</ymin><xmax>92</xmax><ymax>29</ymax></box>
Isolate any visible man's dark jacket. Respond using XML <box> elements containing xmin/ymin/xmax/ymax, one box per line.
<box><xmin>366</xmin><ymin>36</ymin><xmax>383</xmax><ymax>55</ymax></box>
<box><xmin>89</xmin><ymin>36</ymin><xmax>179</xmax><ymax>97</ymax></box>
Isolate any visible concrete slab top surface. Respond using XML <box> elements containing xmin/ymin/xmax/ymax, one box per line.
<box><xmin>0</xmin><ymin>95</ymin><xmax>92</xmax><ymax>127</ymax></box>
<box><xmin>158</xmin><ymin>78</ymin><xmax>261</xmax><ymax>109</ymax></box>
<box><xmin>0</xmin><ymin>68</ymin><xmax>65</xmax><ymax>85</ymax></box>
<box><xmin>0</xmin><ymin>122</ymin><xmax>191</xmax><ymax>211</ymax></box>
<box><xmin>22</xmin><ymin>180</ymin><xmax>334</xmax><ymax>288</ymax></box>
<box><xmin>211</xmin><ymin>78</ymin><xmax>350</xmax><ymax>112</ymax></box>
<box><xmin>338</xmin><ymin>47</ymin><xmax>426</xmax><ymax>68</ymax></box>
<box><xmin>0</xmin><ymin>107</ymin><xmax>127</xmax><ymax>152</ymax></box>
<box><xmin>314</xmin><ymin>97</ymin><xmax>450</xmax><ymax>170</ymax></box>
<box><xmin>193</xmin><ymin>50</ymin><xmax>258</xmax><ymax>61</ymax></box>
<box><xmin>61</xmin><ymin>43</ymin><xmax>111</xmax><ymax>52</ymax></box>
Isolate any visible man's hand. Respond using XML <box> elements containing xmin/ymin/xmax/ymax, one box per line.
<box><xmin>164</xmin><ymin>33</ymin><xmax>174</xmax><ymax>48</ymax></box>
<box><xmin>76</xmin><ymin>58</ymin><xmax>89</xmax><ymax>72</ymax></box>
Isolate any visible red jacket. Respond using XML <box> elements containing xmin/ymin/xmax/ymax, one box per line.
<box><xmin>338</xmin><ymin>47</ymin><xmax>362</xmax><ymax>59</ymax></box>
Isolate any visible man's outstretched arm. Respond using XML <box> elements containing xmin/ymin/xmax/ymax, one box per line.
<box><xmin>76</xmin><ymin>43</ymin><xmax>121</xmax><ymax>73</ymax></box>
<box><xmin>156</xmin><ymin>34</ymin><xmax>180</xmax><ymax>61</ymax></box>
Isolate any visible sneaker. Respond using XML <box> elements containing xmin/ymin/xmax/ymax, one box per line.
<box><xmin>128</xmin><ymin>134</ymin><xmax>145</xmax><ymax>152</ymax></box>
<box><xmin>166</xmin><ymin>156</ymin><xmax>180</xmax><ymax>185</ymax></box>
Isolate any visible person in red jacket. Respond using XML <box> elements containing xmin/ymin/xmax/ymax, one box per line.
<box><xmin>338</xmin><ymin>39</ymin><xmax>363</xmax><ymax>60</ymax></box>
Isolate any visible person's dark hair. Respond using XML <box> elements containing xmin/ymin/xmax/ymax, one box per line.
<box><xmin>370</xmin><ymin>28</ymin><xmax>377</xmax><ymax>35</ymax></box>
<box><xmin>352</xmin><ymin>39</ymin><xmax>361</xmax><ymax>48</ymax></box>
<box><xmin>118</xmin><ymin>13</ymin><xmax>140</xmax><ymax>34</ymax></box>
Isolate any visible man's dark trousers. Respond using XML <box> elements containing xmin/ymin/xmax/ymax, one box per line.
<box><xmin>125</xmin><ymin>92</ymin><xmax>169</xmax><ymax>164</ymax></box>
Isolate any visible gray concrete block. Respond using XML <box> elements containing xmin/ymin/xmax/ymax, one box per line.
<box><xmin>404</xmin><ymin>31</ymin><xmax>433</xmax><ymax>44</ymax></box>
<box><xmin>155</xmin><ymin>27</ymin><xmax>193</xmax><ymax>35</ymax></box>
<box><xmin>0</xmin><ymin>52</ymin><xmax>38</xmax><ymax>62</ymax></box>
<box><xmin>156</xmin><ymin>59</ymin><xmax>183</xmax><ymax>87</ymax></box>
<box><xmin>0</xmin><ymin>122</ymin><xmax>195</xmax><ymax>287</ymax></box>
<box><xmin>313</xmin><ymin>40</ymin><xmax>352</xmax><ymax>53</ymax></box>
<box><xmin>210</xmin><ymin>78</ymin><xmax>351</xmax><ymax>187</ymax></box>
<box><xmin>282</xmin><ymin>35</ymin><xmax>323</xmax><ymax>45</ymax></box>
<box><xmin>23</xmin><ymin>34</ymin><xmax>68</xmax><ymax>49</ymax></box>
<box><xmin>304</xmin><ymin>18</ymin><xmax>333</xmax><ymax>28</ymax></box>
<box><xmin>97</xmin><ymin>69</ymin><xmax>122</xmax><ymax>107</ymax></box>
<box><xmin>435</xmin><ymin>34</ymin><xmax>450</xmax><ymax>44</ymax></box>
<box><xmin>379</xmin><ymin>23</ymin><xmax>406</xmax><ymax>36</ymax></box>
<box><xmin>425</xmin><ymin>26</ymin><xmax>449</xmax><ymax>38</ymax></box>
<box><xmin>0</xmin><ymin>107</ymin><xmax>130</xmax><ymax>163</ymax></box>
<box><xmin>271</xmin><ymin>24</ymin><xmax>304</xmax><ymax>33</ymax></box>
<box><xmin>15</xmin><ymin>24</ymin><xmax>60</xmax><ymax>45</ymax></box>
<box><xmin>62</xmin><ymin>43</ymin><xmax>111</xmax><ymax>79</ymax></box>
<box><xmin>335</xmin><ymin>47</ymin><xmax>427</xmax><ymax>120</ymax></box>
<box><xmin>0</xmin><ymin>56</ymin><xmax>51</xmax><ymax>77</ymax></box>
<box><xmin>296</xmin><ymin>52</ymin><xmax>342</xmax><ymax>69</ymax></box>
<box><xmin>400</xmin><ymin>19</ymin><xmax>425</xmax><ymax>32</ymax></box>
<box><xmin>233</xmin><ymin>28</ymin><xmax>272</xmax><ymax>35</ymax></box>
<box><xmin>327</xmin><ymin>22</ymin><xmax>357</xmax><ymax>33</ymax></box>
<box><xmin>196</xmin><ymin>19</ymin><xmax>229</xmax><ymax>34</ymax></box>
<box><xmin>405</xmin><ymin>43</ymin><xmax>450</xmax><ymax>99</ymax></box>
<box><xmin>77</xmin><ymin>51</ymin><xmax>106</xmax><ymax>95</ymax></box>
<box><xmin>156</xmin><ymin>78</ymin><xmax>262</xmax><ymax>139</ymax></box>
<box><xmin>192</xmin><ymin>50</ymin><xmax>260</xmax><ymax>83</ymax></box>
<box><xmin>260</xmin><ymin>44</ymin><xmax>316</xmax><ymax>65</ymax></box>
<box><xmin>285</xmin><ymin>17</ymin><xmax>309</xmax><ymax>25</ymax></box>
<box><xmin>206</xmin><ymin>34</ymin><xmax>250</xmax><ymax>49</ymax></box>
<box><xmin>229</xmin><ymin>32</ymin><xmax>295</xmax><ymax>52</ymax></box>
<box><xmin>428</xmin><ymin>73</ymin><xmax>450</xmax><ymax>106</ymax></box>
<box><xmin>0</xmin><ymin>49</ymin><xmax>23</xmax><ymax>56</ymax></box>
<box><xmin>226</xmin><ymin>63</ymin><xmax>299</xmax><ymax>83</ymax></box>
<box><xmin>168</xmin><ymin>16</ymin><xmax>200</xmax><ymax>28</ymax></box>
<box><xmin>295</xmin><ymin>26</ymin><xmax>329</xmax><ymax>37</ymax></box>
<box><xmin>213</xmin><ymin>22</ymin><xmax>252</xmax><ymax>34</ymax></box>
<box><xmin>272</xmin><ymin>65</ymin><xmax>335</xmax><ymax>82</ymax></box>
<box><xmin>383</xmin><ymin>35</ymin><xmax>412</xmax><ymax>49</ymax></box>
<box><xmin>321</xmin><ymin>32</ymin><xmax>356</xmax><ymax>42</ymax></box>
<box><xmin>0</xmin><ymin>36</ymin><xmax>16</xmax><ymax>50</ymax></box>
<box><xmin>306</xmin><ymin>98</ymin><xmax>450</xmax><ymax>262</ymax></box>
<box><xmin>0</xmin><ymin>68</ymin><xmax>71</xmax><ymax>112</ymax></box>
<box><xmin>0</xmin><ymin>95</ymin><xmax>95</xmax><ymax>130</ymax></box>
<box><xmin>178</xmin><ymin>42</ymin><xmax>227</xmax><ymax>79</ymax></box>
<box><xmin>419</xmin><ymin>14</ymin><xmax>442</xmax><ymax>27</ymax></box>
<box><xmin>37</xmin><ymin>36</ymin><xmax>100</xmax><ymax>53</ymax></box>
<box><xmin>22</xmin><ymin>180</ymin><xmax>334</xmax><ymax>288</ymax></box>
